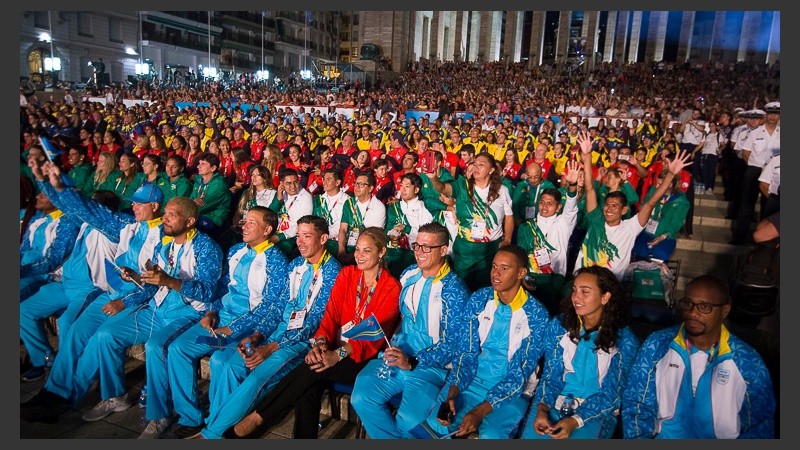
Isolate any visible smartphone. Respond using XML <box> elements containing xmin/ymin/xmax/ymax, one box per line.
<box><xmin>119</xmin><ymin>266</ymin><xmax>143</xmax><ymax>287</ymax></box>
<box><xmin>144</xmin><ymin>259</ymin><xmax>158</xmax><ymax>272</ymax></box>
<box><xmin>618</xmin><ymin>154</ymin><xmax>630</xmax><ymax>162</ymax></box>
<box><xmin>437</xmin><ymin>402</ymin><xmax>454</xmax><ymax>422</ymax></box>
<box><xmin>420</xmin><ymin>150</ymin><xmax>436</xmax><ymax>173</ymax></box>
<box><xmin>550</xmin><ymin>426</ymin><xmax>563</xmax><ymax>434</ymax></box>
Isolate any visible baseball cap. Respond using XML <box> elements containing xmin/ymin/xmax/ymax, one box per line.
<box><xmin>127</xmin><ymin>183</ymin><xmax>164</xmax><ymax>205</ymax></box>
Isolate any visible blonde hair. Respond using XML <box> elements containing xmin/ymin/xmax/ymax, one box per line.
<box><xmin>94</xmin><ymin>151</ymin><xmax>117</xmax><ymax>185</ymax></box>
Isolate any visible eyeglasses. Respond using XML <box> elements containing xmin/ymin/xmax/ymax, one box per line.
<box><xmin>676</xmin><ymin>298</ymin><xmax>727</xmax><ymax>315</ymax></box>
<box><xmin>411</xmin><ymin>243</ymin><xmax>446</xmax><ymax>253</ymax></box>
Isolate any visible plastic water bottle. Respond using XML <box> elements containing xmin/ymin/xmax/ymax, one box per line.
<box><xmin>138</xmin><ymin>385</ymin><xmax>147</xmax><ymax>409</ymax></box>
<box><xmin>376</xmin><ymin>352</ymin><xmax>396</xmax><ymax>379</ymax></box>
<box><xmin>138</xmin><ymin>384</ymin><xmax>148</xmax><ymax>424</ymax></box>
<box><xmin>44</xmin><ymin>351</ymin><xmax>56</xmax><ymax>369</ymax></box>
<box><xmin>243</xmin><ymin>341</ymin><xmax>256</xmax><ymax>358</ymax></box>
<box><xmin>560</xmin><ymin>394</ymin><xmax>576</xmax><ymax>418</ymax></box>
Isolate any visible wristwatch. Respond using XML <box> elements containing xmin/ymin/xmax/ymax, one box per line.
<box><xmin>337</xmin><ymin>346</ymin><xmax>348</xmax><ymax>361</ymax></box>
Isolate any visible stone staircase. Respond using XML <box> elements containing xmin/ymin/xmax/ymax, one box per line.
<box><xmin>671</xmin><ymin>176</ymin><xmax>753</xmax><ymax>296</ymax></box>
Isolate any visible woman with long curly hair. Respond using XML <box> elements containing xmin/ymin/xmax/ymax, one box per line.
<box><xmin>521</xmin><ymin>265</ymin><xmax>639</xmax><ymax>440</ymax></box>
<box><xmin>261</xmin><ymin>144</ymin><xmax>284</xmax><ymax>189</ymax></box>
<box><xmin>428</xmin><ymin>152</ymin><xmax>513</xmax><ymax>291</ymax></box>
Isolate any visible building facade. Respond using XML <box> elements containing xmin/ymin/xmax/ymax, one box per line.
<box><xmin>20</xmin><ymin>10</ymin><xmax>780</xmax><ymax>88</ymax></box>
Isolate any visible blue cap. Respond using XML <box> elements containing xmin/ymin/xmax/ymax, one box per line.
<box><xmin>127</xmin><ymin>183</ymin><xmax>164</xmax><ymax>204</ymax></box>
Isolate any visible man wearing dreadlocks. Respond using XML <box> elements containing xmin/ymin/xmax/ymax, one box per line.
<box><xmin>574</xmin><ymin>131</ymin><xmax>692</xmax><ymax>281</ymax></box>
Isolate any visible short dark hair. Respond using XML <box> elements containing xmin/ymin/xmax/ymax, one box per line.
<box><xmin>323</xmin><ymin>167</ymin><xmax>343</xmax><ymax>182</ymax></box>
<box><xmin>356</xmin><ymin>171</ymin><xmax>376</xmax><ymax>187</ymax></box>
<box><xmin>496</xmin><ymin>243</ymin><xmax>528</xmax><ymax>269</ymax></box>
<box><xmin>686</xmin><ymin>275</ymin><xmax>731</xmax><ymax>305</ymax></box>
<box><xmin>279</xmin><ymin>167</ymin><xmax>300</xmax><ymax>181</ymax></box>
<box><xmin>417</xmin><ymin>222</ymin><xmax>450</xmax><ymax>246</ymax></box>
<box><xmin>541</xmin><ymin>188</ymin><xmax>562</xmax><ymax>204</ymax></box>
<box><xmin>400</xmin><ymin>172</ymin><xmax>423</xmax><ymax>190</ymax></box>
<box><xmin>297</xmin><ymin>214</ymin><xmax>329</xmax><ymax>236</ymax></box>
<box><xmin>248</xmin><ymin>205</ymin><xmax>278</xmax><ymax>237</ymax></box>
<box><xmin>605</xmin><ymin>191</ymin><xmax>628</xmax><ymax>208</ymax></box>
<box><xmin>198</xmin><ymin>152</ymin><xmax>220</xmax><ymax>169</ymax></box>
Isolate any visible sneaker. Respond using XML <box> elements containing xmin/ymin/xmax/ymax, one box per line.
<box><xmin>170</xmin><ymin>423</ymin><xmax>204</xmax><ymax>439</ymax></box>
<box><xmin>138</xmin><ymin>417</ymin><xmax>174</xmax><ymax>439</ymax></box>
<box><xmin>704</xmin><ymin>189</ymin><xmax>714</xmax><ymax>196</ymax></box>
<box><xmin>82</xmin><ymin>394</ymin><xmax>134</xmax><ymax>422</ymax></box>
<box><xmin>21</xmin><ymin>365</ymin><xmax>45</xmax><ymax>382</ymax></box>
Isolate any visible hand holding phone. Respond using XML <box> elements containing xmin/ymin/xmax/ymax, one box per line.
<box><xmin>437</xmin><ymin>401</ymin><xmax>454</xmax><ymax>423</ymax></box>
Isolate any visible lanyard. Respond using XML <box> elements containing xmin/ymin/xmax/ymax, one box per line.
<box><xmin>352</xmin><ymin>196</ymin><xmax>373</xmax><ymax>228</ymax></box>
<box><xmin>322</xmin><ymin>193</ymin><xmax>342</xmax><ymax>224</ymax></box>
<box><xmin>354</xmin><ymin>267</ymin><xmax>381</xmax><ymax>321</ymax></box>
<box><xmin>297</xmin><ymin>251</ymin><xmax>330</xmax><ymax>310</ymax></box>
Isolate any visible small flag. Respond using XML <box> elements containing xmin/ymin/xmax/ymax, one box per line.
<box><xmin>38</xmin><ymin>135</ymin><xmax>62</xmax><ymax>163</ymax></box>
<box><xmin>104</xmin><ymin>259</ymin><xmax>128</xmax><ymax>292</ymax></box>
<box><xmin>341</xmin><ymin>313</ymin><xmax>386</xmax><ymax>341</ymax></box>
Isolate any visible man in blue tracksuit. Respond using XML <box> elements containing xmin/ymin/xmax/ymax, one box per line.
<box><xmin>351</xmin><ymin>222</ymin><xmax>471</xmax><ymax>439</ymax></box>
<box><xmin>193</xmin><ymin>215</ymin><xmax>341</xmax><ymax>439</ymax></box>
<box><xmin>423</xmin><ymin>244</ymin><xmax>549</xmax><ymax>439</ymax></box>
<box><xmin>23</xmin><ymin>196</ymin><xmax>222</xmax><ymax>429</ymax></box>
<box><xmin>21</xmin><ymin>179</ymin><xmax>164</xmax><ymax>422</ymax></box>
<box><xmin>157</xmin><ymin>207</ymin><xmax>289</xmax><ymax>439</ymax></box>
<box><xmin>20</xmin><ymin>162</ymin><xmax>119</xmax><ymax>382</ymax></box>
<box><xmin>20</xmin><ymin>189</ymin><xmax>81</xmax><ymax>301</ymax></box>
<box><xmin>622</xmin><ymin>275</ymin><xmax>776</xmax><ymax>439</ymax></box>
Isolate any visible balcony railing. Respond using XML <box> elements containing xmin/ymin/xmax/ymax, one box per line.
<box><xmin>142</xmin><ymin>30</ymin><xmax>221</xmax><ymax>54</ymax></box>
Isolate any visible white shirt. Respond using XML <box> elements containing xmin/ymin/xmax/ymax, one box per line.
<box><xmin>277</xmin><ymin>188</ymin><xmax>313</xmax><ymax>238</ymax></box>
<box><xmin>397</xmin><ymin>197</ymin><xmax>434</xmax><ymax>245</ymax></box>
<box><xmin>353</xmin><ymin>195</ymin><xmax>387</xmax><ymax>230</ymax></box>
<box><xmin>700</xmin><ymin>132</ymin><xmax>723</xmax><ymax>156</ymax></box>
<box><xmin>536</xmin><ymin>193</ymin><xmax>578</xmax><ymax>276</ymax></box>
<box><xmin>575</xmin><ymin>215</ymin><xmax>645</xmax><ymax>281</ymax></box>
<box><xmin>741</xmin><ymin>124</ymin><xmax>780</xmax><ymax>169</ymax></box>
<box><xmin>758</xmin><ymin>155</ymin><xmax>780</xmax><ymax>195</ymax></box>
<box><xmin>318</xmin><ymin>190</ymin><xmax>349</xmax><ymax>239</ymax></box>
<box><xmin>472</xmin><ymin>184</ymin><xmax>513</xmax><ymax>242</ymax></box>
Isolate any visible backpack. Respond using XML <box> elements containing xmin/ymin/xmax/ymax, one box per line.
<box><xmin>735</xmin><ymin>238</ymin><xmax>780</xmax><ymax>288</ymax></box>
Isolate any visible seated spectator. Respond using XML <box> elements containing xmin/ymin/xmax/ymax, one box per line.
<box><xmin>337</xmin><ymin>171</ymin><xmax>387</xmax><ymax>265</ymax></box>
<box><xmin>521</xmin><ymin>266</ymin><xmax>638</xmax><ymax>439</ymax></box>
<box><xmin>271</xmin><ymin>168</ymin><xmax>314</xmax><ymax>260</ymax></box>
<box><xmin>231</xmin><ymin>227</ymin><xmax>401</xmax><ymax>438</ymax></box>
<box><xmin>622</xmin><ymin>275</ymin><xmax>776</xmax><ymax>438</ymax></box>
<box><xmin>187</xmin><ymin>215</ymin><xmax>341</xmax><ymax>439</ymax></box>
<box><xmin>190</xmin><ymin>152</ymin><xmax>232</xmax><ymax>239</ymax></box>
<box><xmin>424</xmin><ymin>245</ymin><xmax>548</xmax><ymax>439</ymax></box>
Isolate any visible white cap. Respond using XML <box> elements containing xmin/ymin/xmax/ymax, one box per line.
<box><xmin>764</xmin><ymin>102</ymin><xmax>780</xmax><ymax>114</ymax></box>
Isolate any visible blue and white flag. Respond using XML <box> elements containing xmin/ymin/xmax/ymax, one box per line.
<box><xmin>341</xmin><ymin>313</ymin><xmax>386</xmax><ymax>341</ymax></box>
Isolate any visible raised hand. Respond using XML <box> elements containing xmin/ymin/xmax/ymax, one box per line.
<box><xmin>564</xmin><ymin>160</ymin><xmax>580</xmax><ymax>185</ymax></box>
<box><xmin>668</xmin><ymin>150</ymin><xmax>693</xmax><ymax>175</ymax></box>
<box><xmin>576</xmin><ymin>131</ymin><xmax>593</xmax><ymax>155</ymax></box>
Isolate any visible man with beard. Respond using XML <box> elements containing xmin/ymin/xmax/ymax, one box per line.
<box><xmin>622</xmin><ymin>275</ymin><xmax>776</xmax><ymax>439</ymax></box>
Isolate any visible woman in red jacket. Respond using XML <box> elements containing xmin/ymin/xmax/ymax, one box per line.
<box><xmin>230</xmin><ymin>227</ymin><xmax>401</xmax><ymax>439</ymax></box>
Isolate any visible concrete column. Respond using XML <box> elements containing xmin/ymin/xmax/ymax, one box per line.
<box><xmin>582</xmin><ymin>11</ymin><xmax>600</xmax><ymax>69</ymax></box>
<box><xmin>603</xmin><ymin>11</ymin><xmax>617</xmax><ymax>62</ymax></box>
<box><xmin>613</xmin><ymin>11</ymin><xmax>629</xmax><ymax>63</ymax></box>
<box><xmin>677</xmin><ymin>11</ymin><xmax>695</xmax><ymax>63</ymax></box>
<box><xmin>555</xmin><ymin>10</ymin><xmax>571</xmax><ymax>64</ymax></box>
<box><xmin>454</xmin><ymin>11</ymin><xmax>468</xmax><ymax>62</ymax></box>
<box><xmin>645</xmin><ymin>11</ymin><xmax>668</xmax><ymax>62</ymax></box>
<box><xmin>478</xmin><ymin>11</ymin><xmax>501</xmax><ymax>61</ymax></box>
<box><xmin>528</xmin><ymin>11</ymin><xmax>545</xmax><ymax>67</ymax></box>
<box><xmin>626</xmin><ymin>11</ymin><xmax>642</xmax><ymax>63</ymax></box>
<box><xmin>766</xmin><ymin>11</ymin><xmax>780</xmax><ymax>65</ymax></box>
<box><xmin>430</xmin><ymin>11</ymin><xmax>441</xmax><ymax>60</ymax></box>
<box><xmin>467</xmin><ymin>11</ymin><xmax>480</xmax><ymax>61</ymax></box>
<box><xmin>502</xmin><ymin>11</ymin><xmax>523</xmax><ymax>62</ymax></box>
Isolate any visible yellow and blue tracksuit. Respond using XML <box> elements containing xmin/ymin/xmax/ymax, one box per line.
<box><xmin>65</xmin><ymin>230</ymin><xmax>222</xmax><ymax>408</ymax></box>
<box><xmin>163</xmin><ymin>242</ymin><xmax>289</xmax><ymax>428</ymax></box>
<box><xmin>351</xmin><ymin>264</ymin><xmax>471</xmax><ymax>439</ymax></box>
<box><xmin>43</xmin><ymin>185</ymin><xmax>164</xmax><ymax>404</ymax></box>
<box><xmin>198</xmin><ymin>254</ymin><xmax>341</xmax><ymax>439</ymax></box>
<box><xmin>521</xmin><ymin>317</ymin><xmax>639</xmax><ymax>439</ymax></box>
<box><xmin>622</xmin><ymin>324</ymin><xmax>776</xmax><ymax>439</ymax></box>
<box><xmin>424</xmin><ymin>286</ymin><xmax>549</xmax><ymax>439</ymax></box>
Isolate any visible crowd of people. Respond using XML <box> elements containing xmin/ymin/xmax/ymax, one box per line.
<box><xmin>19</xmin><ymin>58</ymin><xmax>779</xmax><ymax>439</ymax></box>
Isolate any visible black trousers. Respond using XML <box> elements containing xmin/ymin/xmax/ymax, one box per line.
<box><xmin>733</xmin><ymin>165</ymin><xmax>763</xmax><ymax>242</ymax></box>
<box><xmin>252</xmin><ymin>356</ymin><xmax>369</xmax><ymax>438</ymax></box>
